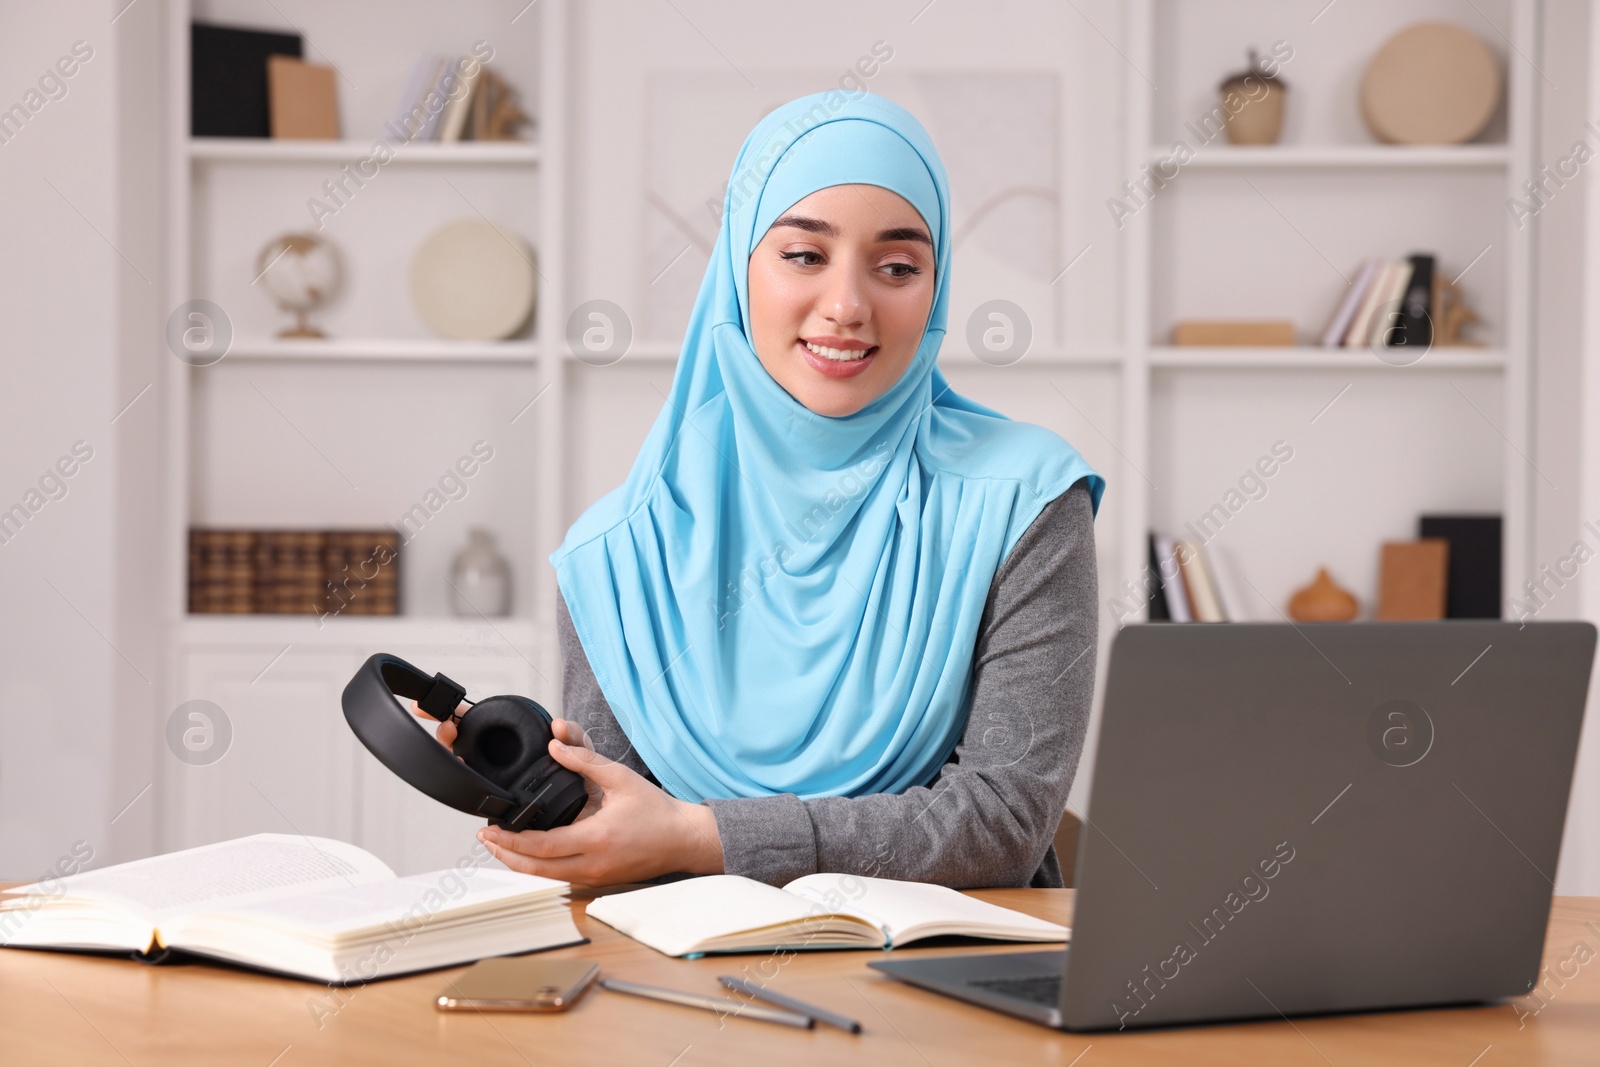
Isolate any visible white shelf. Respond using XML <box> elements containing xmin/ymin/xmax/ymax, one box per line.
<box><xmin>224</xmin><ymin>338</ymin><xmax>538</xmax><ymax>362</ymax></box>
<box><xmin>1148</xmin><ymin>346</ymin><xmax>1505</xmax><ymax>369</ymax></box>
<box><xmin>189</xmin><ymin>138</ymin><xmax>540</xmax><ymax>165</ymax></box>
<box><xmin>1150</xmin><ymin>144</ymin><xmax>1510</xmax><ymax>169</ymax></box>
<box><xmin>178</xmin><ymin>613</ymin><xmax>537</xmax><ymax>648</ymax></box>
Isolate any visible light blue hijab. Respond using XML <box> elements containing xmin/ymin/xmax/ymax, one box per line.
<box><xmin>550</xmin><ymin>91</ymin><xmax>1103</xmax><ymax>804</ymax></box>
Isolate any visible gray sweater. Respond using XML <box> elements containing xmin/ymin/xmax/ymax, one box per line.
<box><xmin>555</xmin><ymin>478</ymin><xmax>1099</xmax><ymax>889</ymax></box>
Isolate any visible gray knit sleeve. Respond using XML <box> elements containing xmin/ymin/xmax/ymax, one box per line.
<box><xmin>556</xmin><ymin>593</ymin><xmax>659</xmax><ymax>785</ymax></box>
<box><xmin>555</xmin><ymin>477</ymin><xmax>1099</xmax><ymax>889</ymax></box>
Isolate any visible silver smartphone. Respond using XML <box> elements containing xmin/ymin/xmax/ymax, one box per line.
<box><xmin>436</xmin><ymin>958</ymin><xmax>601</xmax><ymax>1012</ymax></box>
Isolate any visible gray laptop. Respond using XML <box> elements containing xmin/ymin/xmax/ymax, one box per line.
<box><xmin>871</xmin><ymin>621</ymin><xmax>1595</xmax><ymax>1030</ymax></box>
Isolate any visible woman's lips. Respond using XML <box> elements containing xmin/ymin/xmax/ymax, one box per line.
<box><xmin>796</xmin><ymin>339</ymin><xmax>878</xmax><ymax>379</ymax></box>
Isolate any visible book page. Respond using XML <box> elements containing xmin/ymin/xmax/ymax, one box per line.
<box><xmin>585</xmin><ymin>875</ymin><xmax>878</xmax><ymax>957</ymax></box>
<box><xmin>167</xmin><ymin>868</ymin><xmax>566</xmax><ymax>942</ymax></box>
<box><xmin>17</xmin><ymin>834</ymin><xmax>394</xmax><ymax>921</ymax></box>
<box><xmin>783</xmin><ymin>874</ymin><xmax>1069</xmax><ymax>946</ymax></box>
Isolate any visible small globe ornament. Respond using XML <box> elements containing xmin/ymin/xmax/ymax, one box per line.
<box><xmin>256</xmin><ymin>232</ymin><xmax>342</xmax><ymax>338</ymax></box>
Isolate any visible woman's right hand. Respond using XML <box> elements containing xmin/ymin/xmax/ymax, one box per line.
<box><xmin>410</xmin><ymin>700</ymin><xmax>468</xmax><ymax>756</ymax></box>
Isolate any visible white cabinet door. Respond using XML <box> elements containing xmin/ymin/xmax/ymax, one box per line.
<box><xmin>357</xmin><ymin>648</ymin><xmax>543</xmax><ymax>875</ymax></box>
<box><xmin>168</xmin><ymin>649</ymin><xmax>358</xmax><ymax>852</ymax></box>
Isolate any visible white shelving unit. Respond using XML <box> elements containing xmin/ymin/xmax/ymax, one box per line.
<box><xmin>162</xmin><ymin>0</ymin><xmax>570</xmax><ymax>872</ymax></box>
<box><xmin>1118</xmin><ymin>0</ymin><xmax>1533</xmax><ymax>623</ymax></box>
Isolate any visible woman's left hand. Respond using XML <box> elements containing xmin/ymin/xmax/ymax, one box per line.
<box><xmin>476</xmin><ymin>719</ymin><xmax>725</xmax><ymax>886</ymax></box>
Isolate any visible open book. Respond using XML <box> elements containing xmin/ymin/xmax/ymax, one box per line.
<box><xmin>0</xmin><ymin>834</ymin><xmax>582</xmax><ymax>984</ymax></box>
<box><xmin>586</xmin><ymin>873</ymin><xmax>1069</xmax><ymax>957</ymax></box>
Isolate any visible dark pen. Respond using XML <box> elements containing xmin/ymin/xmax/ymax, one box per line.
<box><xmin>718</xmin><ymin>974</ymin><xmax>864</xmax><ymax>1034</ymax></box>
<box><xmin>600</xmin><ymin>978</ymin><xmax>812</xmax><ymax>1029</ymax></box>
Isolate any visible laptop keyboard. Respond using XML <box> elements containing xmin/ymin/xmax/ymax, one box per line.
<box><xmin>966</xmin><ymin>974</ymin><xmax>1062</xmax><ymax>1007</ymax></box>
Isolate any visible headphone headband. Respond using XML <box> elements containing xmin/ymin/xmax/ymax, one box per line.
<box><xmin>343</xmin><ymin>653</ymin><xmax>519</xmax><ymax>821</ymax></box>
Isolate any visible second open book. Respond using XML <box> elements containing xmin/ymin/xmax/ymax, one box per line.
<box><xmin>586</xmin><ymin>873</ymin><xmax>1069</xmax><ymax>957</ymax></box>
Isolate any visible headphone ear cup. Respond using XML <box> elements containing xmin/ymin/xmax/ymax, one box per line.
<box><xmin>451</xmin><ymin>696</ymin><xmax>589</xmax><ymax>831</ymax></box>
<box><xmin>451</xmin><ymin>695</ymin><xmax>551</xmax><ymax>791</ymax></box>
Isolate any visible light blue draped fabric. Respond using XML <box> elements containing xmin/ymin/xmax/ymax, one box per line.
<box><xmin>550</xmin><ymin>91</ymin><xmax>1103</xmax><ymax>804</ymax></box>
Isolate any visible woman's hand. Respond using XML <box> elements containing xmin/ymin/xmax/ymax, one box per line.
<box><xmin>478</xmin><ymin>719</ymin><xmax>724</xmax><ymax>885</ymax></box>
<box><xmin>410</xmin><ymin>705</ymin><xmax>723</xmax><ymax>886</ymax></box>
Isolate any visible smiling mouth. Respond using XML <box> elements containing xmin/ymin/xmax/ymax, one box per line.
<box><xmin>801</xmin><ymin>339</ymin><xmax>878</xmax><ymax>362</ymax></box>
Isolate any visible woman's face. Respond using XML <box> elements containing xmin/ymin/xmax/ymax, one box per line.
<box><xmin>747</xmin><ymin>184</ymin><xmax>935</xmax><ymax>418</ymax></box>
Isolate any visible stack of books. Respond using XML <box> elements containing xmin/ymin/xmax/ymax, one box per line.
<box><xmin>384</xmin><ymin>54</ymin><xmax>528</xmax><ymax>144</ymax></box>
<box><xmin>1146</xmin><ymin>534</ymin><xmax>1249</xmax><ymax>622</ymax></box>
<box><xmin>188</xmin><ymin>528</ymin><xmax>400</xmax><ymax>616</ymax></box>
<box><xmin>1317</xmin><ymin>253</ymin><xmax>1436</xmax><ymax>349</ymax></box>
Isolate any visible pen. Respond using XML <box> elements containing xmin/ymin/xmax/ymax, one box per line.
<box><xmin>598</xmin><ymin>978</ymin><xmax>813</xmax><ymax>1029</ymax></box>
<box><xmin>718</xmin><ymin>975</ymin><xmax>864</xmax><ymax>1034</ymax></box>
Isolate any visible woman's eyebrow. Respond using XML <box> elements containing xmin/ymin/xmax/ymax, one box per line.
<box><xmin>876</xmin><ymin>226</ymin><xmax>932</xmax><ymax>246</ymax></box>
<box><xmin>772</xmin><ymin>214</ymin><xmax>933</xmax><ymax>247</ymax></box>
<box><xmin>772</xmin><ymin>213</ymin><xmax>837</xmax><ymax>237</ymax></box>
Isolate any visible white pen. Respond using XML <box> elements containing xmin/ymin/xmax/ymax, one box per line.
<box><xmin>598</xmin><ymin>978</ymin><xmax>814</xmax><ymax>1029</ymax></box>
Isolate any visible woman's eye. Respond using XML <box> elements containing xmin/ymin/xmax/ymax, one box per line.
<box><xmin>779</xmin><ymin>250</ymin><xmax>823</xmax><ymax>266</ymax></box>
<box><xmin>882</xmin><ymin>262</ymin><xmax>922</xmax><ymax>279</ymax></box>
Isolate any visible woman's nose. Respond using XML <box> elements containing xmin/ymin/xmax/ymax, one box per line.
<box><xmin>822</xmin><ymin>263</ymin><xmax>869</xmax><ymax>326</ymax></box>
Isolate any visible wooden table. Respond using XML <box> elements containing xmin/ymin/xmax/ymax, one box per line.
<box><xmin>3</xmin><ymin>889</ymin><xmax>1598</xmax><ymax>1066</ymax></box>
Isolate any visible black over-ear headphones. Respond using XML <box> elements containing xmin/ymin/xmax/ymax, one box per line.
<box><xmin>341</xmin><ymin>653</ymin><xmax>588</xmax><ymax>833</ymax></box>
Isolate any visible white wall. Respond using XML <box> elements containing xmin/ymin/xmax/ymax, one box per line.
<box><xmin>0</xmin><ymin>2</ymin><xmax>128</xmax><ymax>875</ymax></box>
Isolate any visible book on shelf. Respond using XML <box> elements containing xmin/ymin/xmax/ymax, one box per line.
<box><xmin>187</xmin><ymin>529</ymin><xmax>255</xmax><ymax>613</ymax></box>
<box><xmin>1343</xmin><ymin>260</ymin><xmax>1400</xmax><ymax>347</ymax></box>
<box><xmin>1146</xmin><ymin>533</ymin><xmax>1172</xmax><ymax>620</ymax></box>
<box><xmin>1393</xmin><ymin>254</ymin><xmax>1435</xmax><ymax>350</ymax></box>
<box><xmin>414</xmin><ymin>57</ymin><xmax>451</xmax><ymax>141</ymax></box>
<box><xmin>1376</xmin><ymin>539</ymin><xmax>1451</xmax><ymax>620</ymax></box>
<box><xmin>188</xmin><ymin>528</ymin><xmax>400</xmax><ymax>615</ymax></box>
<box><xmin>385</xmin><ymin>57</ymin><xmax>446</xmax><ymax>142</ymax></box>
<box><xmin>1319</xmin><ymin>253</ymin><xmax>1454</xmax><ymax>350</ymax></box>
<box><xmin>0</xmin><ymin>835</ymin><xmax>582</xmax><ymax>985</ymax></box>
<box><xmin>384</xmin><ymin>55</ymin><xmax>528</xmax><ymax>144</ymax></box>
<box><xmin>1178</xmin><ymin>539</ymin><xmax>1226</xmax><ymax>622</ymax></box>
<box><xmin>1419</xmin><ymin>514</ymin><xmax>1502</xmax><ymax>618</ymax></box>
<box><xmin>190</xmin><ymin>23</ymin><xmax>303</xmax><ymax>138</ymax></box>
<box><xmin>585</xmin><ymin>874</ymin><xmax>1068</xmax><ymax>958</ymax></box>
<box><xmin>1366</xmin><ymin>260</ymin><xmax>1414</xmax><ymax>347</ymax></box>
<box><xmin>1146</xmin><ymin>532</ymin><xmax>1249</xmax><ymax>622</ymax></box>
<box><xmin>253</xmin><ymin>530</ymin><xmax>325</xmax><ymax>614</ymax></box>
<box><xmin>1319</xmin><ymin>258</ymin><xmax>1379</xmax><ymax>347</ymax></box>
<box><xmin>266</xmin><ymin>55</ymin><xmax>339</xmax><ymax>140</ymax></box>
<box><xmin>438</xmin><ymin>60</ymin><xmax>483</xmax><ymax>142</ymax></box>
<box><xmin>1202</xmin><ymin>542</ymin><xmax>1250</xmax><ymax>622</ymax></box>
<box><xmin>1154</xmin><ymin>535</ymin><xmax>1193</xmax><ymax>622</ymax></box>
<box><xmin>323</xmin><ymin>529</ymin><xmax>401</xmax><ymax>616</ymax></box>
<box><xmin>1171</xmin><ymin>320</ymin><xmax>1295</xmax><ymax>346</ymax></box>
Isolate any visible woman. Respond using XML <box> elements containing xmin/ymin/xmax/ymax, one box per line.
<box><xmin>426</xmin><ymin>91</ymin><xmax>1103</xmax><ymax>889</ymax></box>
